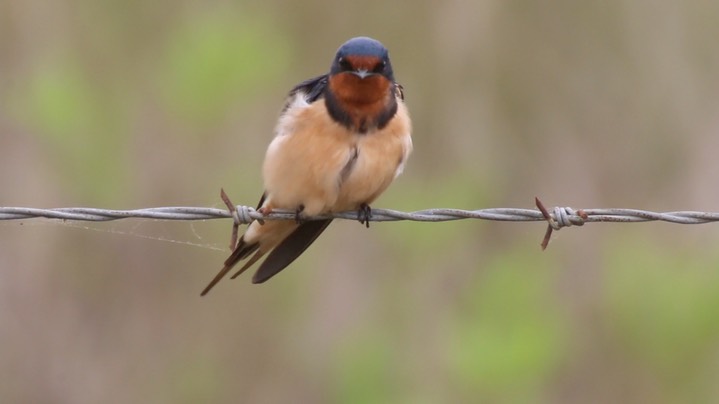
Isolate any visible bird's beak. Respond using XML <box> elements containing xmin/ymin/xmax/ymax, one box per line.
<box><xmin>351</xmin><ymin>69</ymin><xmax>374</xmax><ymax>79</ymax></box>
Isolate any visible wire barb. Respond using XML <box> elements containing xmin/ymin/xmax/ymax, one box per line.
<box><xmin>2</xmin><ymin>196</ymin><xmax>719</xmax><ymax>251</ymax></box>
<box><xmin>220</xmin><ymin>188</ymin><xmax>240</xmax><ymax>250</ymax></box>
<box><xmin>535</xmin><ymin>197</ymin><xmax>587</xmax><ymax>250</ymax></box>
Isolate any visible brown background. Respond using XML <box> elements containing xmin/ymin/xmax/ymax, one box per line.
<box><xmin>2</xmin><ymin>1</ymin><xmax>719</xmax><ymax>402</ymax></box>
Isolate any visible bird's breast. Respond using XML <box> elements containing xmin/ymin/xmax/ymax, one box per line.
<box><xmin>334</xmin><ymin>101</ymin><xmax>412</xmax><ymax>210</ymax></box>
<box><xmin>263</xmin><ymin>93</ymin><xmax>411</xmax><ymax>215</ymax></box>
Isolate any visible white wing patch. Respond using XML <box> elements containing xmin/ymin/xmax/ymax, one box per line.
<box><xmin>275</xmin><ymin>92</ymin><xmax>310</xmax><ymax>137</ymax></box>
<box><xmin>394</xmin><ymin>131</ymin><xmax>413</xmax><ymax>178</ymax></box>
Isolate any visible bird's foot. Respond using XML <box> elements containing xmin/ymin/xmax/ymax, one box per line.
<box><xmin>295</xmin><ymin>204</ymin><xmax>306</xmax><ymax>224</ymax></box>
<box><xmin>357</xmin><ymin>203</ymin><xmax>372</xmax><ymax>228</ymax></box>
<box><xmin>256</xmin><ymin>206</ymin><xmax>273</xmax><ymax>225</ymax></box>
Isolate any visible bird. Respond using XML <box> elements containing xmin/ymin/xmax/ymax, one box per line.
<box><xmin>201</xmin><ymin>36</ymin><xmax>412</xmax><ymax>296</ymax></box>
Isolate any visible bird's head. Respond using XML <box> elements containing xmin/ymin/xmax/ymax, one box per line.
<box><xmin>324</xmin><ymin>37</ymin><xmax>400</xmax><ymax>132</ymax></box>
<box><xmin>329</xmin><ymin>36</ymin><xmax>394</xmax><ymax>82</ymax></box>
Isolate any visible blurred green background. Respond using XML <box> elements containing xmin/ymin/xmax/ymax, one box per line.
<box><xmin>2</xmin><ymin>1</ymin><xmax>719</xmax><ymax>403</ymax></box>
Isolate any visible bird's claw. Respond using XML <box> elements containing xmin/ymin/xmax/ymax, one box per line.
<box><xmin>357</xmin><ymin>203</ymin><xmax>372</xmax><ymax>228</ymax></box>
<box><xmin>295</xmin><ymin>204</ymin><xmax>306</xmax><ymax>224</ymax></box>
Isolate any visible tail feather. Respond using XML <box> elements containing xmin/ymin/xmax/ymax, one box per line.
<box><xmin>200</xmin><ymin>238</ymin><xmax>259</xmax><ymax>296</ymax></box>
<box><xmin>230</xmin><ymin>250</ymin><xmax>265</xmax><ymax>279</ymax></box>
<box><xmin>252</xmin><ymin>219</ymin><xmax>333</xmax><ymax>284</ymax></box>
<box><xmin>201</xmin><ymin>219</ymin><xmax>332</xmax><ymax>294</ymax></box>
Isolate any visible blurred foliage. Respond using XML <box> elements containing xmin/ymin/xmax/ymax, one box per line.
<box><xmin>18</xmin><ymin>60</ymin><xmax>107</xmax><ymax>142</ymax></box>
<box><xmin>332</xmin><ymin>329</ymin><xmax>399</xmax><ymax>404</ymax></box>
<box><xmin>604</xmin><ymin>231</ymin><xmax>719</xmax><ymax>400</ymax></box>
<box><xmin>10</xmin><ymin>58</ymin><xmax>129</xmax><ymax>202</ymax></box>
<box><xmin>448</xmin><ymin>249</ymin><xmax>566</xmax><ymax>403</ymax></box>
<box><xmin>378</xmin><ymin>174</ymin><xmax>491</xmax><ymax>259</ymax></box>
<box><xmin>160</xmin><ymin>9</ymin><xmax>290</xmax><ymax>127</ymax></box>
<box><xmin>163</xmin><ymin>353</ymin><xmax>225</xmax><ymax>404</ymax></box>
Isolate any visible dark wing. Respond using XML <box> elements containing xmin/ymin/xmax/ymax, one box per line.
<box><xmin>282</xmin><ymin>74</ymin><xmax>329</xmax><ymax>112</ymax></box>
<box><xmin>249</xmin><ymin>76</ymin><xmax>332</xmax><ymax>283</ymax></box>
<box><xmin>252</xmin><ymin>219</ymin><xmax>333</xmax><ymax>284</ymax></box>
<box><xmin>202</xmin><ymin>77</ymin><xmax>333</xmax><ymax>294</ymax></box>
<box><xmin>256</xmin><ymin>192</ymin><xmax>266</xmax><ymax>209</ymax></box>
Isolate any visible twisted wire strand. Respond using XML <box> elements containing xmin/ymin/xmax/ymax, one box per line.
<box><xmin>2</xmin><ymin>205</ymin><xmax>719</xmax><ymax>225</ymax></box>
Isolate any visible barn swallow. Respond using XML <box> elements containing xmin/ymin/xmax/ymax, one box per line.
<box><xmin>201</xmin><ymin>37</ymin><xmax>412</xmax><ymax>295</ymax></box>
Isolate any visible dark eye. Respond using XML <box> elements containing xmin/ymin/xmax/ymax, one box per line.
<box><xmin>372</xmin><ymin>60</ymin><xmax>386</xmax><ymax>73</ymax></box>
<box><xmin>338</xmin><ymin>57</ymin><xmax>353</xmax><ymax>71</ymax></box>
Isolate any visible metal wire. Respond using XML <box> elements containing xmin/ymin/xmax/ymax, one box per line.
<box><xmin>5</xmin><ymin>198</ymin><xmax>719</xmax><ymax>250</ymax></box>
<box><xmin>2</xmin><ymin>204</ymin><xmax>719</xmax><ymax>225</ymax></box>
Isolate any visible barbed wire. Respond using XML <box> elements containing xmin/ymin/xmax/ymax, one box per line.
<box><xmin>4</xmin><ymin>199</ymin><xmax>719</xmax><ymax>225</ymax></box>
<box><xmin>3</xmin><ymin>204</ymin><xmax>719</xmax><ymax>224</ymax></box>
<box><xmin>2</xmin><ymin>194</ymin><xmax>719</xmax><ymax>249</ymax></box>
